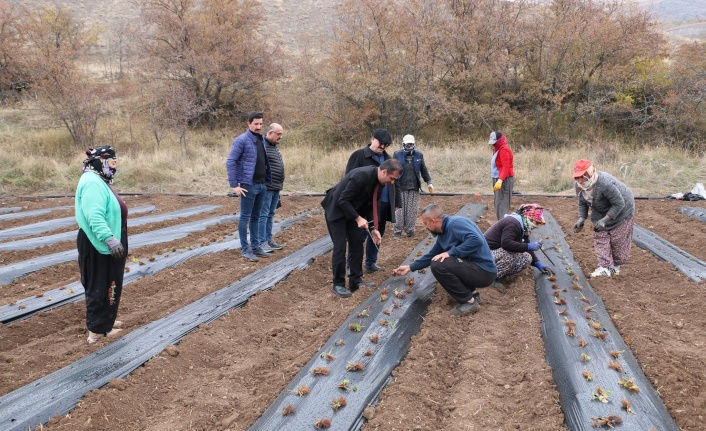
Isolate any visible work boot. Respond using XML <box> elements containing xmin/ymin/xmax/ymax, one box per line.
<box><xmin>492</xmin><ymin>280</ymin><xmax>507</xmax><ymax>294</ymax></box>
<box><xmin>450</xmin><ymin>298</ymin><xmax>480</xmax><ymax>316</ymax></box>
<box><xmin>365</xmin><ymin>263</ymin><xmax>384</xmax><ymax>273</ymax></box>
<box><xmin>332</xmin><ymin>285</ymin><xmax>352</xmax><ymax>298</ymax></box>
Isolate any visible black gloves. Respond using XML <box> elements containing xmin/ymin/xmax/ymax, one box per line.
<box><xmin>594</xmin><ymin>216</ymin><xmax>610</xmax><ymax>232</ymax></box>
<box><xmin>573</xmin><ymin>217</ymin><xmax>585</xmax><ymax>233</ymax></box>
<box><xmin>106</xmin><ymin>237</ymin><xmax>125</xmax><ymax>259</ymax></box>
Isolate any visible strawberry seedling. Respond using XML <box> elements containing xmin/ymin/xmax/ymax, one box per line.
<box><xmin>393</xmin><ymin>299</ymin><xmax>401</xmax><ymax>308</ymax></box>
<box><xmin>591</xmin><ymin>415</ymin><xmax>622</xmax><ymax>428</ymax></box>
<box><xmin>348</xmin><ymin>322</ymin><xmax>364</xmax><ymax>332</ymax></box>
<box><xmin>592</xmin><ymin>386</ymin><xmax>612</xmax><ymax>403</ymax></box>
<box><xmin>609</xmin><ymin>350</ymin><xmax>625</xmax><ymax>359</ymax></box>
<box><xmin>288</xmin><ymin>384</ymin><xmax>310</xmax><ymax>397</ymax></box>
<box><xmin>338</xmin><ymin>379</ymin><xmax>351</xmax><ymax>391</ymax></box>
<box><xmin>369</xmin><ymin>333</ymin><xmax>379</xmax><ymax>343</ymax></box>
<box><xmin>578</xmin><ymin>338</ymin><xmax>588</xmax><ymax>348</ymax></box>
<box><xmin>313</xmin><ymin>418</ymin><xmax>331</xmax><ymax>429</ymax></box>
<box><xmin>618</xmin><ymin>377</ymin><xmax>641</xmax><ymax>393</ymax></box>
<box><xmin>382</xmin><ymin>308</ymin><xmax>392</xmax><ymax>316</ymax></box>
<box><xmin>608</xmin><ymin>360</ymin><xmax>623</xmax><ymax>372</ymax></box>
<box><xmin>621</xmin><ymin>399</ymin><xmax>635</xmax><ymax>414</ymax></box>
<box><xmin>364</xmin><ymin>349</ymin><xmax>374</xmax><ymax>356</ymax></box>
<box><xmin>346</xmin><ymin>361</ymin><xmax>365</xmax><ymax>371</ymax></box>
<box><xmin>331</xmin><ymin>396</ymin><xmax>347</xmax><ymax>411</ymax></box>
<box><xmin>311</xmin><ymin>367</ymin><xmax>330</xmax><ymax>376</ymax></box>
<box><xmin>334</xmin><ymin>339</ymin><xmax>345</xmax><ymax>346</ymax></box>
<box><xmin>320</xmin><ymin>350</ymin><xmax>336</xmax><ymax>362</ymax></box>
<box><xmin>281</xmin><ymin>404</ymin><xmax>296</xmax><ymax>416</ymax></box>
<box><xmin>582</xmin><ymin>370</ymin><xmax>593</xmax><ymax>381</ymax></box>
<box><xmin>581</xmin><ymin>353</ymin><xmax>591</xmax><ymax>362</ymax></box>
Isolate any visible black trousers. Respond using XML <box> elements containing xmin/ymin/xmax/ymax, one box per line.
<box><xmin>430</xmin><ymin>256</ymin><xmax>496</xmax><ymax>303</ymax></box>
<box><xmin>77</xmin><ymin>228</ymin><xmax>128</xmax><ymax>334</ymax></box>
<box><xmin>326</xmin><ymin>217</ymin><xmax>365</xmax><ymax>288</ymax></box>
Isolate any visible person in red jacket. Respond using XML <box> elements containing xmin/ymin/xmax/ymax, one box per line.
<box><xmin>489</xmin><ymin>131</ymin><xmax>515</xmax><ymax>220</ymax></box>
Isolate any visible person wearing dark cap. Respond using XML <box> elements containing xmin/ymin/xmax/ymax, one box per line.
<box><xmin>226</xmin><ymin>112</ymin><xmax>272</xmax><ymax>261</ymax></box>
<box><xmin>489</xmin><ymin>131</ymin><xmax>515</xmax><ymax>220</ymax></box>
<box><xmin>484</xmin><ymin>203</ymin><xmax>554</xmax><ymax>292</ymax></box>
<box><xmin>322</xmin><ymin>159</ymin><xmax>403</xmax><ymax>297</ymax></box>
<box><xmin>572</xmin><ymin>159</ymin><xmax>635</xmax><ymax>278</ymax></box>
<box><xmin>345</xmin><ymin>128</ymin><xmax>401</xmax><ymax>274</ymax></box>
<box><xmin>393</xmin><ymin>134</ymin><xmax>433</xmax><ymax>238</ymax></box>
<box><xmin>75</xmin><ymin>145</ymin><xmax>127</xmax><ymax>344</ymax></box>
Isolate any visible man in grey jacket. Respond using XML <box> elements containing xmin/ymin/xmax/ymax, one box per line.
<box><xmin>259</xmin><ymin>123</ymin><xmax>285</xmax><ymax>251</ymax></box>
<box><xmin>572</xmin><ymin>159</ymin><xmax>635</xmax><ymax>277</ymax></box>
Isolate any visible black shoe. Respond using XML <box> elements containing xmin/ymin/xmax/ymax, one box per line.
<box><xmin>451</xmin><ymin>299</ymin><xmax>480</xmax><ymax>316</ymax></box>
<box><xmin>365</xmin><ymin>263</ymin><xmax>384</xmax><ymax>273</ymax></box>
<box><xmin>267</xmin><ymin>240</ymin><xmax>283</xmax><ymax>250</ymax></box>
<box><xmin>406</xmin><ymin>231</ymin><xmax>415</xmax><ymax>238</ymax></box>
<box><xmin>252</xmin><ymin>248</ymin><xmax>271</xmax><ymax>257</ymax></box>
<box><xmin>394</xmin><ymin>231</ymin><xmax>402</xmax><ymax>238</ymax></box>
<box><xmin>492</xmin><ymin>280</ymin><xmax>507</xmax><ymax>294</ymax></box>
<box><xmin>473</xmin><ymin>291</ymin><xmax>483</xmax><ymax>305</ymax></box>
<box><xmin>332</xmin><ymin>285</ymin><xmax>352</xmax><ymax>298</ymax></box>
<box><xmin>351</xmin><ymin>281</ymin><xmax>375</xmax><ymax>291</ymax></box>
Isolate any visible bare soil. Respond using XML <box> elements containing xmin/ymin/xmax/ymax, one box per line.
<box><xmin>0</xmin><ymin>194</ymin><xmax>704</xmax><ymax>431</ymax></box>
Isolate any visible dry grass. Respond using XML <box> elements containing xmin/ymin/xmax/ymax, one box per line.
<box><xmin>0</xmin><ymin>111</ymin><xmax>704</xmax><ymax>197</ymax></box>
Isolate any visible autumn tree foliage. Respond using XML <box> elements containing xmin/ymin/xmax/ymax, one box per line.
<box><xmin>6</xmin><ymin>4</ymin><xmax>105</xmax><ymax>147</ymax></box>
<box><xmin>0</xmin><ymin>4</ymin><xmax>31</xmax><ymax>102</ymax></box>
<box><xmin>310</xmin><ymin>0</ymin><xmax>674</xmax><ymax>147</ymax></box>
<box><xmin>135</xmin><ymin>0</ymin><xmax>285</xmax><ymax>128</ymax></box>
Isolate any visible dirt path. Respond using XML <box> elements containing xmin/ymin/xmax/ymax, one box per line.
<box><xmin>0</xmin><ymin>194</ymin><xmax>704</xmax><ymax>430</ymax></box>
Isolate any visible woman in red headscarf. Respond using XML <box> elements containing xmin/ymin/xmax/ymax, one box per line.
<box><xmin>572</xmin><ymin>159</ymin><xmax>635</xmax><ymax>277</ymax></box>
<box><xmin>484</xmin><ymin>204</ymin><xmax>553</xmax><ymax>291</ymax></box>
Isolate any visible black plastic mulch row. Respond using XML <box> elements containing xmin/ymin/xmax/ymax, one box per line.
<box><xmin>0</xmin><ymin>205</ymin><xmax>73</xmax><ymax>222</ymax></box>
<box><xmin>0</xmin><ymin>235</ymin><xmax>334</xmax><ymax>431</ymax></box>
<box><xmin>677</xmin><ymin>206</ymin><xmax>706</xmax><ymax>223</ymax></box>
<box><xmin>0</xmin><ymin>213</ymin><xmax>238</xmax><ymax>286</ymax></box>
<box><xmin>0</xmin><ymin>216</ymin><xmax>306</xmax><ymax>324</ymax></box>
<box><xmin>0</xmin><ymin>205</ymin><xmax>157</xmax><ymax>247</ymax></box>
<box><xmin>0</xmin><ymin>207</ymin><xmax>22</xmax><ymax>214</ymax></box>
<box><xmin>533</xmin><ymin>211</ymin><xmax>679</xmax><ymax>430</ymax></box>
<box><xmin>249</xmin><ymin>203</ymin><xmax>487</xmax><ymax>431</ymax></box>
<box><xmin>632</xmin><ymin>224</ymin><xmax>706</xmax><ymax>283</ymax></box>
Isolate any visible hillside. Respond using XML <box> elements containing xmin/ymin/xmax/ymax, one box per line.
<box><xmin>9</xmin><ymin>0</ymin><xmax>704</xmax><ymax>53</ymax></box>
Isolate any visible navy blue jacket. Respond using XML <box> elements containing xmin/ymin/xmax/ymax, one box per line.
<box><xmin>226</xmin><ymin>129</ymin><xmax>271</xmax><ymax>187</ymax></box>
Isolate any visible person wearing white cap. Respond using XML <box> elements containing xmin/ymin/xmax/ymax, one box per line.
<box><xmin>488</xmin><ymin>131</ymin><xmax>515</xmax><ymax>220</ymax></box>
<box><xmin>393</xmin><ymin>134</ymin><xmax>433</xmax><ymax>237</ymax></box>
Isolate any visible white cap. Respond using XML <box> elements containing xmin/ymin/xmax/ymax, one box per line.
<box><xmin>488</xmin><ymin>131</ymin><xmax>502</xmax><ymax>145</ymax></box>
<box><xmin>402</xmin><ymin>134</ymin><xmax>415</xmax><ymax>144</ymax></box>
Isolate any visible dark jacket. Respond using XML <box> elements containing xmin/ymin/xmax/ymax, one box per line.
<box><xmin>264</xmin><ymin>138</ymin><xmax>284</xmax><ymax>191</ymax></box>
<box><xmin>575</xmin><ymin>171</ymin><xmax>635</xmax><ymax>230</ymax></box>
<box><xmin>484</xmin><ymin>215</ymin><xmax>539</xmax><ymax>264</ymax></box>
<box><xmin>394</xmin><ymin>149</ymin><xmax>431</xmax><ymax>191</ymax></box>
<box><xmin>345</xmin><ymin>146</ymin><xmax>401</xmax><ymax>221</ymax></box>
<box><xmin>321</xmin><ymin>166</ymin><xmax>381</xmax><ymax>224</ymax></box>
<box><xmin>226</xmin><ymin>130</ymin><xmax>271</xmax><ymax>187</ymax></box>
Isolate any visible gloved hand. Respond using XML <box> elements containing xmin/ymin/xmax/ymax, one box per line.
<box><xmin>573</xmin><ymin>217</ymin><xmax>585</xmax><ymax>233</ymax></box>
<box><xmin>534</xmin><ymin>261</ymin><xmax>554</xmax><ymax>275</ymax></box>
<box><xmin>594</xmin><ymin>216</ymin><xmax>610</xmax><ymax>232</ymax></box>
<box><xmin>106</xmin><ymin>237</ymin><xmax>124</xmax><ymax>259</ymax></box>
<box><xmin>527</xmin><ymin>241</ymin><xmax>542</xmax><ymax>251</ymax></box>
<box><xmin>428</xmin><ymin>184</ymin><xmax>434</xmax><ymax>194</ymax></box>
<box><xmin>493</xmin><ymin>179</ymin><xmax>503</xmax><ymax>192</ymax></box>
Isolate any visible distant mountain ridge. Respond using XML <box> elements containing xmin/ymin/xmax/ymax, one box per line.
<box><xmin>635</xmin><ymin>0</ymin><xmax>706</xmax><ymax>22</ymax></box>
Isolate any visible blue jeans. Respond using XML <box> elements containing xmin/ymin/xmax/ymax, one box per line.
<box><xmin>238</xmin><ymin>183</ymin><xmax>267</xmax><ymax>251</ymax></box>
<box><xmin>258</xmin><ymin>190</ymin><xmax>280</xmax><ymax>243</ymax></box>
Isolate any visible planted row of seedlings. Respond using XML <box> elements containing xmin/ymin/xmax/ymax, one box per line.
<box><xmin>280</xmin><ymin>275</ymin><xmax>418</xmax><ymax>428</ymax></box>
<box><xmin>535</xmin><ymin>211</ymin><xmax>679</xmax><ymax>430</ymax></box>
